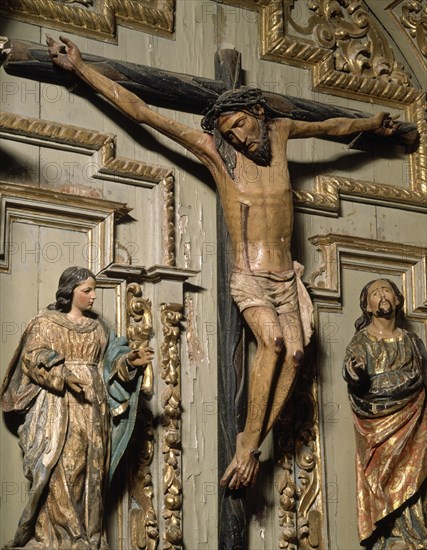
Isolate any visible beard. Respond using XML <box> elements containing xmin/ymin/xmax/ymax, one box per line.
<box><xmin>375</xmin><ymin>299</ymin><xmax>394</xmax><ymax>318</ymax></box>
<box><xmin>243</xmin><ymin>121</ymin><xmax>272</xmax><ymax>166</ymax></box>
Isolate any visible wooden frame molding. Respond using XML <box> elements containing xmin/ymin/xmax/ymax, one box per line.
<box><xmin>0</xmin><ymin>0</ymin><xmax>175</xmax><ymax>42</ymax></box>
<box><xmin>0</xmin><ymin>180</ymin><xmax>127</xmax><ymax>274</ymax></box>
<box><xmin>309</xmin><ymin>233</ymin><xmax>427</xmax><ymax>323</ymax></box>
<box><xmin>0</xmin><ymin>111</ymin><xmax>177</xmax><ymax>266</ymax></box>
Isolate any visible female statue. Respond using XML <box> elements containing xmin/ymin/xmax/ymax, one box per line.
<box><xmin>1</xmin><ymin>266</ymin><xmax>153</xmax><ymax>550</ymax></box>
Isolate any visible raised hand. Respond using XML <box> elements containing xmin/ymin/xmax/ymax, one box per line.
<box><xmin>46</xmin><ymin>35</ymin><xmax>84</xmax><ymax>73</ymax></box>
<box><xmin>126</xmin><ymin>346</ymin><xmax>154</xmax><ymax>369</ymax></box>
<box><xmin>373</xmin><ymin>112</ymin><xmax>401</xmax><ymax>137</ymax></box>
<box><xmin>345</xmin><ymin>355</ymin><xmax>368</xmax><ymax>387</ymax></box>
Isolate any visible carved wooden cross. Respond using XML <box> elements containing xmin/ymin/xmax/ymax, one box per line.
<box><xmin>0</xmin><ymin>39</ymin><xmax>418</xmax><ymax>549</ymax></box>
<box><xmin>0</xmin><ymin>38</ymin><xmax>418</xmax><ymax>147</ymax></box>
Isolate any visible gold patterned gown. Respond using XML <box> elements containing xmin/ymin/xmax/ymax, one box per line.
<box><xmin>343</xmin><ymin>329</ymin><xmax>427</xmax><ymax>550</ymax></box>
<box><xmin>1</xmin><ymin>310</ymin><xmax>134</xmax><ymax>550</ymax></box>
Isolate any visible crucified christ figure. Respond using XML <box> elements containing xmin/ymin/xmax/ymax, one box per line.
<box><xmin>47</xmin><ymin>35</ymin><xmax>399</xmax><ymax>490</ymax></box>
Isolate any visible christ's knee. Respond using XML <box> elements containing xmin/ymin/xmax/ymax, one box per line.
<box><xmin>256</xmin><ymin>331</ymin><xmax>283</xmax><ymax>358</ymax></box>
<box><xmin>274</xmin><ymin>336</ymin><xmax>284</xmax><ymax>355</ymax></box>
<box><xmin>287</xmin><ymin>348</ymin><xmax>304</xmax><ymax>370</ymax></box>
<box><xmin>294</xmin><ymin>350</ymin><xmax>304</xmax><ymax>365</ymax></box>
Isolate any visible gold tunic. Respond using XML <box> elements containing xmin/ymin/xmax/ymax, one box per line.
<box><xmin>343</xmin><ymin>329</ymin><xmax>427</xmax><ymax>549</ymax></box>
<box><xmin>3</xmin><ymin>310</ymin><xmax>113</xmax><ymax>550</ymax></box>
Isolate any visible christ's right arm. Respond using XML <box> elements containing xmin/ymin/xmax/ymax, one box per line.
<box><xmin>47</xmin><ymin>36</ymin><xmax>214</xmax><ymax>165</ymax></box>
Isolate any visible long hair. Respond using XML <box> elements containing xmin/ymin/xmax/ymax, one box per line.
<box><xmin>200</xmin><ymin>86</ymin><xmax>309</xmax><ymax>134</ymax></box>
<box><xmin>354</xmin><ymin>279</ymin><xmax>404</xmax><ymax>332</ymax></box>
<box><xmin>202</xmin><ymin>87</ymin><xmax>276</xmax><ymax>179</ymax></box>
<box><xmin>48</xmin><ymin>266</ymin><xmax>96</xmax><ymax>312</ymax></box>
<box><xmin>201</xmin><ymin>87</ymin><xmax>268</xmax><ymax>133</ymax></box>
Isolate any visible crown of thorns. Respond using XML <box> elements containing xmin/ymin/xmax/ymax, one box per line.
<box><xmin>201</xmin><ymin>87</ymin><xmax>267</xmax><ymax>133</ymax></box>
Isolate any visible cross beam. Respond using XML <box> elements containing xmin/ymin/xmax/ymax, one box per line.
<box><xmin>0</xmin><ymin>38</ymin><xmax>418</xmax><ymax>147</ymax></box>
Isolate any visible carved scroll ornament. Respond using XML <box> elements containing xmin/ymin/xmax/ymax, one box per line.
<box><xmin>220</xmin><ymin>0</ymin><xmax>420</xmax><ymax>103</ymax></box>
<box><xmin>399</xmin><ymin>0</ymin><xmax>427</xmax><ymax>60</ymax></box>
<box><xmin>286</xmin><ymin>0</ymin><xmax>410</xmax><ymax>84</ymax></box>
<box><xmin>276</xmin><ymin>348</ymin><xmax>322</xmax><ymax>550</ymax></box>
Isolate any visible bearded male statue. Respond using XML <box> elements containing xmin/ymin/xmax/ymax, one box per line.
<box><xmin>343</xmin><ymin>279</ymin><xmax>427</xmax><ymax>549</ymax></box>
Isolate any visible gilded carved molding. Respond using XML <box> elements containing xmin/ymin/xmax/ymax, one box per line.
<box><xmin>295</xmin><ymin>92</ymin><xmax>427</xmax><ymax>210</ymax></box>
<box><xmin>162</xmin><ymin>176</ymin><xmax>176</xmax><ymax>267</ymax></box>
<box><xmin>222</xmin><ymin>0</ymin><xmax>418</xmax><ymax>103</ymax></box>
<box><xmin>0</xmin><ymin>0</ymin><xmax>175</xmax><ymax>41</ymax></box>
<box><xmin>308</xmin><ymin>234</ymin><xmax>427</xmax><ymax>321</ymax></box>
<box><xmin>406</xmin><ymin>95</ymin><xmax>427</xmax><ymax>192</ymax></box>
<box><xmin>0</xmin><ymin>111</ymin><xmax>177</xmax><ymax>260</ymax></box>
<box><xmin>127</xmin><ymin>283</ymin><xmax>154</xmax><ymax>398</ymax></box>
<box><xmin>276</xmin><ymin>437</ymin><xmax>297</xmax><ymax>548</ymax></box>
<box><xmin>126</xmin><ymin>283</ymin><xmax>158</xmax><ymax>550</ymax></box>
<box><xmin>0</xmin><ymin>111</ymin><xmax>171</xmax><ymax>184</ymax></box>
<box><xmin>0</xmin><ymin>180</ymin><xmax>126</xmax><ymax>273</ymax></box>
<box><xmin>160</xmin><ymin>303</ymin><xmax>183</xmax><ymax>550</ymax></box>
<box><xmin>276</xmin><ymin>348</ymin><xmax>323</xmax><ymax>550</ymax></box>
<box><xmin>294</xmin><ymin>171</ymin><xmax>427</xmax><ymax>214</ymax></box>
<box><xmin>388</xmin><ymin>0</ymin><xmax>427</xmax><ymax>62</ymax></box>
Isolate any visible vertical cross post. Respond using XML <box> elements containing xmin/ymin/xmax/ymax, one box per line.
<box><xmin>214</xmin><ymin>49</ymin><xmax>248</xmax><ymax>550</ymax></box>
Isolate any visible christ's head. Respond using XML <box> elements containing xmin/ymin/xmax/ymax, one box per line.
<box><xmin>201</xmin><ymin>87</ymin><xmax>273</xmax><ymax>175</ymax></box>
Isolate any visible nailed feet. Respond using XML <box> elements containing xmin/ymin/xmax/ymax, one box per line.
<box><xmin>220</xmin><ymin>432</ymin><xmax>261</xmax><ymax>490</ymax></box>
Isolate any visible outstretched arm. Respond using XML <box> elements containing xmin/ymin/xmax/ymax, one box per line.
<box><xmin>47</xmin><ymin>36</ymin><xmax>212</xmax><ymax>162</ymax></box>
<box><xmin>288</xmin><ymin>111</ymin><xmax>400</xmax><ymax>139</ymax></box>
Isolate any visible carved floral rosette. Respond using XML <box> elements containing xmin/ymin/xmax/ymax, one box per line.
<box><xmin>126</xmin><ymin>282</ymin><xmax>159</xmax><ymax>550</ymax></box>
<box><xmin>160</xmin><ymin>303</ymin><xmax>184</xmax><ymax>549</ymax></box>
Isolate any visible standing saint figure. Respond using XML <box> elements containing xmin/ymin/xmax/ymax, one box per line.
<box><xmin>343</xmin><ymin>279</ymin><xmax>427</xmax><ymax>549</ymax></box>
<box><xmin>47</xmin><ymin>35</ymin><xmax>399</xmax><ymax>490</ymax></box>
<box><xmin>1</xmin><ymin>266</ymin><xmax>154</xmax><ymax>550</ymax></box>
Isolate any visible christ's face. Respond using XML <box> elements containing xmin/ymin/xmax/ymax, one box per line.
<box><xmin>217</xmin><ymin>108</ymin><xmax>271</xmax><ymax>166</ymax></box>
<box><xmin>366</xmin><ymin>280</ymin><xmax>398</xmax><ymax>318</ymax></box>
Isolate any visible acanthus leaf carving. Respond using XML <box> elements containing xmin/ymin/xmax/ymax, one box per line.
<box><xmin>284</xmin><ymin>0</ymin><xmax>412</xmax><ymax>85</ymax></box>
<box><xmin>400</xmin><ymin>0</ymin><xmax>427</xmax><ymax>58</ymax></box>
<box><xmin>223</xmin><ymin>0</ymin><xmax>419</xmax><ymax>103</ymax></box>
<box><xmin>126</xmin><ymin>282</ymin><xmax>158</xmax><ymax>550</ymax></box>
<box><xmin>160</xmin><ymin>303</ymin><xmax>183</xmax><ymax>550</ymax></box>
<box><xmin>275</xmin><ymin>349</ymin><xmax>323</xmax><ymax>549</ymax></box>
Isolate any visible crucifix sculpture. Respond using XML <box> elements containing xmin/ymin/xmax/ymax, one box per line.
<box><xmin>44</xmin><ymin>33</ymin><xmax>402</xmax><ymax>489</ymax></box>
<box><xmin>1</xmin><ymin>35</ymin><xmax>414</xmax><ymax>548</ymax></box>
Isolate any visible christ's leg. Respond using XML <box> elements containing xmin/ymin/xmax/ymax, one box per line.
<box><xmin>259</xmin><ymin>308</ymin><xmax>304</xmax><ymax>441</ymax></box>
<box><xmin>220</xmin><ymin>305</ymin><xmax>283</xmax><ymax>490</ymax></box>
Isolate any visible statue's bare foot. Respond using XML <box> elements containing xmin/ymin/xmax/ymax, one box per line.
<box><xmin>220</xmin><ymin>432</ymin><xmax>261</xmax><ymax>490</ymax></box>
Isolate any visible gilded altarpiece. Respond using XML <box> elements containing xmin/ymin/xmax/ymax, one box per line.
<box><xmin>0</xmin><ymin>109</ymin><xmax>195</xmax><ymax>550</ymax></box>
<box><xmin>218</xmin><ymin>1</ymin><xmax>427</xmax><ymax>548</ymax></box>
<box><xmin>1</xmin><ymin>0</ymin><xmax>427</xmax><ymax>548</ymax></box>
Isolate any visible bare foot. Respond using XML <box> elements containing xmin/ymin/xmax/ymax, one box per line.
<box><xmin>220</xmin><ymin>433</ymin><xmax>261</xmax><ymax>490</ymax></box>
